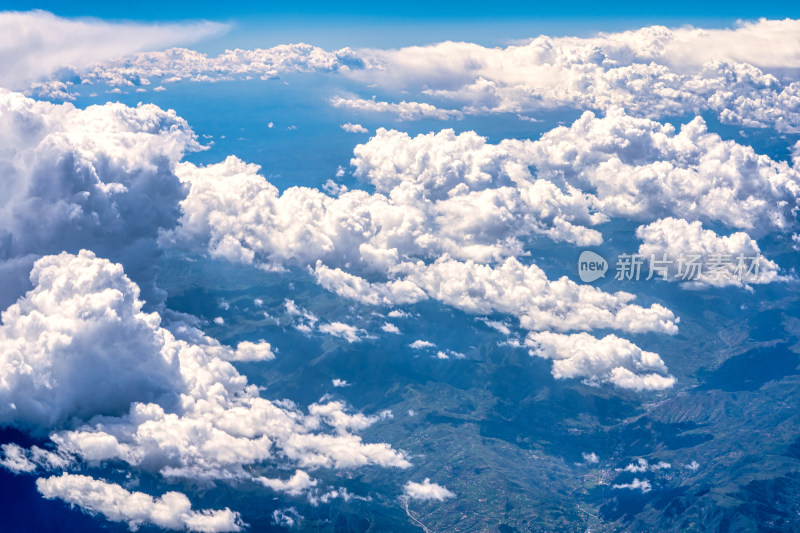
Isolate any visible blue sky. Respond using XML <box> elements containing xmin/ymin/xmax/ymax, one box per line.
<box><xmin>190</xmin><ymin>17</ymin><xmax>745</xmax><ymax>51</ymax></box>
<box><xmin>7</xmin><ymin>0</ymin><xmax>800</xmax><ymax>20</ymax></box>
<box><xmin>5</xmin><ymin>1</ymin><xmax>800</xmax><ymax>50</ymax></box>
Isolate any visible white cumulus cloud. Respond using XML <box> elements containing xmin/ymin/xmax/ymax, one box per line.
<box><xmin>228</xmin><ymin>340</ymin><xmax>276</xmax><ymax>362</ymax></box>
<box><xmin>37</xmin><ymin>473</ymin><xmax>243</xmax><ymax>532</ymax></box>
<box><xmin>409</xmin><ymin>340</ymin><xmax>436</xmax><ymax>349</ymax></box>
<box><xmin>612</xmin><ymin>477</ymin><xmax>652</xmax><ymax>493</ymax></box>
<box><xmin>526</xmin><ymin>331</ymin><xmax>676</xmax><ymax>390</ymax></box>
<box><xmin>341</xmin><ymin>122</ymin><xmax>369</xmax><ymax>133</ymax></box>
<box><xmin>582</xmin><ymin>452</ymin><xmax>600</xmax><ymax>464</ymax></box>
<box><xmin>331</xmin><ymin>95</ymin><xmax>462</xmax><ymax>121</ymax></box>
<box><xmin>403</xmin><ymin>478</ymin><xmax>455</xmax><ymax>501</ymax></box>
<box><xmin>33</xmin><ymin>42</ymin><xmax>363</xmax><ymax>98</ymax></box>
<box><xmin>0</xmin><ymin>250</ymin><xmax>184</xmax><ymax>433</ymax></box>
<box><xmin>398</xmin><ymin>257</ymin><xmax>678</xmax><ymax>335</ymax></box>
<box><xmin>318</xmin><ymin>321</ymin><xmax>366</xmax><ymax>343</ymax></box>
<box><xmin>0</xmin><ymin>88</ymin><xmax>199</xmax><ymax>308</ymax></box>
<box><xmin>350</xmin><ymin>20</ymin><xmax>800</xmax><ymax>131</ymax></box>
<box><xmin>256</xmin><ymin>470</ymin><xmax>317</xmax><ymax>496</ymax></box>
<box><xmin>635</xmin><ymin>217</ymin><xmax>782</xmax><ymax>287</ymax></box>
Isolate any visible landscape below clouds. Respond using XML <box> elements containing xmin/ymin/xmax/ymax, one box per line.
<box><xmin>1</xmin><ymin>9</ymin><xmax>800</xmax><ymax>532</ymax></box>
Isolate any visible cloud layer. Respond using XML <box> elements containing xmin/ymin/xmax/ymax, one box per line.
<box><xmin>331</xmin><ymin>95</ymin><xmax>462</xmax><ymax>121</ymax></box>
<box><xmin>24</xmin><ymin>17</ymin><xmax>800</xmax><ymax>134</ymax></box>
<box><xmin>352</xmin><ymin>19</ymin><xmax>800</xmax><ymax>131</ymax></box>
<box><xmin>166</xmin><ymin>153</ymin><xmax>677</xmax><ymax>340</ymax></box>
<box><xmin>0</xmin><ymin>10</ymin><xmax>226</xmax><ymax>90</ymax></box>
<box><xmin>27</xmin><ymin>18</ymin><xmax>800</xmax><ymax>133</ymax></box>
<box><xmin>2</xmin><ymin>16</ymin><xmax>798</xmax><ymax>529</ymax></box>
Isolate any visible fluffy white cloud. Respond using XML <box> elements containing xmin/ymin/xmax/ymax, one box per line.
<box><xmin>155</xmin><ymin>109</ymin><xmax>697</xmax><ymax>392</ymax></box>
<box><xmin>0</xmin><ymin>11</ymin><xmax>226</xmax><ymax>90</ymax></box>
<box><xmin>636</xmin><ymin>217</ymin><xmax>783</xmax><ymax>287</ymax></box>
<box><xmin>166</xmin><ymin>151</ymin><xmax>600</xmax><ymax>275</ymax></box>
<box><xmin>331</xmin><ymin>96</ymin><xmax>462</xmax><ymax>121</ymax></box>
<box><xmin>481</xmin><ymin>319</ymin><xmax>511</xmax><ymax>335</ymax></box>
<box><xmin>355</xmin><ymin>20</ymin><xmax>800</xmax><ymax>89</ymax></box>
<box><xmin>0</xmin><ymin>443</ymin><xmax>36</xmax><ymax>473</ymax></box>
<box><xmin>34</xmin><ymin>19</ymin><xmax>800</xmax><ymax>130</ymax></box>
<box><xmin>618</xmin><ymin>458</ymin><xmax>671</xmax><ymax>473</ymax></box>
<box><xmin>381</xmin><ymin>323</ymin><xmax>400</xmax><ymax>334</ymax></box>
<box><xmin>349</xmin><ymin>126</ymin><xmax>521</xmax><ymax>196</ymax></box>
<box><xmin>228</xmin><ymin>340</ymin><xmax>276</xmax><ymax>362</ymax></box>
<box><xmin>403</xmin><ymin>478</ymin><xmax>455</xmax><ymax>501</ymax></box>
<box><xmin>166</xmin><ymin>156</ymin><xmax>400</xmax><ymax>269</ymax></box>
<box><xmin>313</xmin><ymin>263</ymin><xmax>427</xmax><ymax>306</ymax></box>
<box><xmin>40</xmin><ymin>43</ymin><xmax>363</xmax><ymax>99</ymax></box>
<box><xmin>0</xmin><ymin>89</ymin><xmax>199</xmax><ymax>308</ymax></box>
<box><xmin>350</xmin><ymin>19</ymin><xmax>800</xmax><ymax>131</ymax></box>
<box><xmin>165</xmin><ymin>131</ymin><xmax>609</xmax><ymax>271</ymax></box>
<box><xmin>398</xmin><ymin>257</ymin><xmax>677</xmax><ymax>334</ymax></box>
<box><xmin>0</xmin><ymin>250</ymin><xmax>184</xmax><ymax>433</ymax></box>
<box><xmin>2</xmin><ymin>252</ymin><xmax>409</xmax><ymax>502</ymax></box>
<box><xmin>529</xmin><ymin>109</ymin><xmax>800</xmax><ymax>232</ymax></box>
<box><xmin>181</xmin><ymin>104</ymin><xmax>798</xmax><ymax>318</ymax></box>
<box><xmin>526</xmin><ymin>331</ymin><xmax>676</xmax><ymax>390</ymax></box>
<box><xmin>409</xmin><ymin>340</ymin><xmax>435</xmax><ymax>349</ymax></box>
<box><xmin>308</xmin><ymin>401</ymin><xmax>392</xmax><ymax>434</ymax></box>
<box><xmin>166</xmin><ymin>136</ymin><xmax>680</xmax><ymax>344</ymax></box>
<box><xmin>281</xmin><ymin>298</ymin><xmax>377</xmax><ymax>343</ymax></box>
<box><xmin>350</xmin><ymin>111</ymin><xmax>800</xmax><ymax>237</ymax></box>
<box><xmin>341</xmin><ymin>122</ymin><xmax>369</xmax><ymax>133</ymax></box>
<box><xmin>582</xmin><ymin>452</ymin><xmax>599</xmax><ymax>464</ymax></box>
<box><xmin>612</xmin><ymin>477</ymin><xmax>652</xmax><ymax>493</ymax></box>
<box><xmin>0</xmin><ymin>443</ymin><xmax>70</xmax><ymax>473</ymax></box>
<box><xmin>272</xmin><ymin>507</ymin><xmax>301</xmax><ymax>527</ymax></box>
<box><xmin>256</xmin><ymin>470</ymin><xmax>317</xmax><ymax>496</ymax></box>
<box><xmin>318</xmin><ymin>321</ymin><xmax>365</xmax><ymax>343</ymax></box>
<box><xmin>37</xmin><ymin>473</ymin><xmax>243</xmax><ymax>532</ymax></box>
<box><xmin>709</xmin><ymin>71</ymin><xmax>800</xmax><ymax>133</ymax></box>
<box><xmin>351</xmin><ymin>127</ymin><xmax>604</xmax><ymax>246</ymax></box>
<box><xmin>631</xmin><ymin>20</ymin><xmax>800</xmax><ymax>69</ymax></box>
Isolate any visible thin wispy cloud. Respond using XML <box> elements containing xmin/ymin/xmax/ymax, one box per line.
<box><xmin>0</xmin><ymin>10</ymin><xmax>228</xmax><ymax>89</ymax></box>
